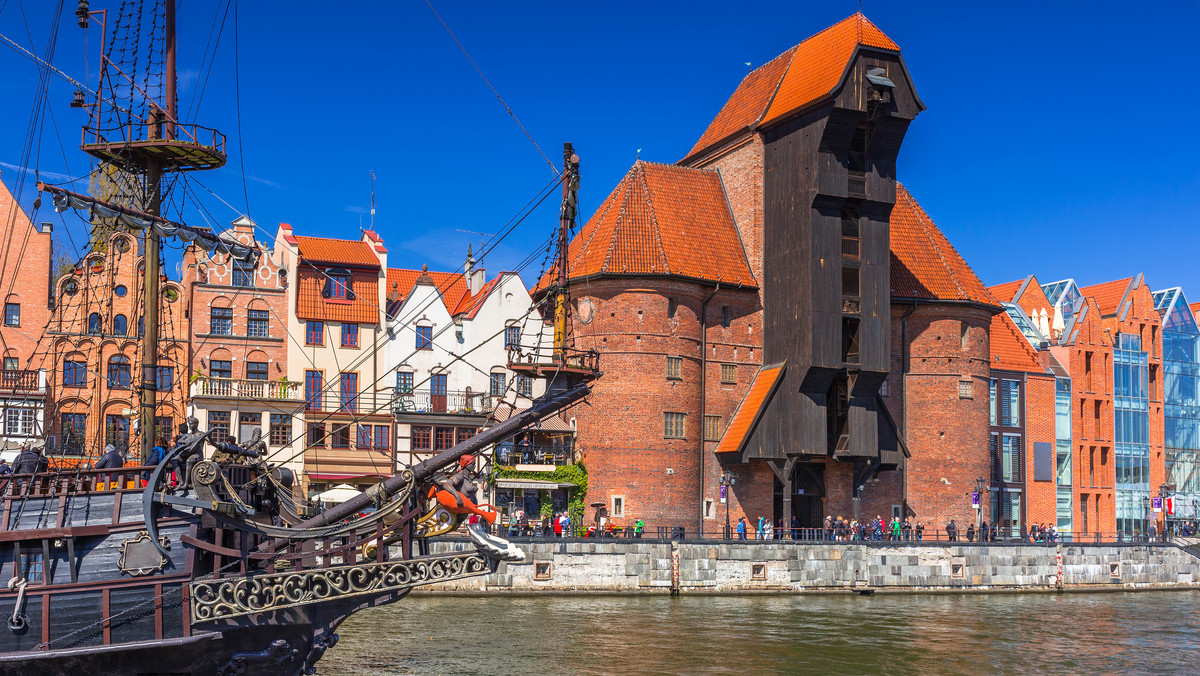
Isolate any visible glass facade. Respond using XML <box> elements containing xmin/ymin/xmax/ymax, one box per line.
<box><xmin>1157</xmin><ymin>288</ymin><xmax>1200</xmax><ymax>519</ymax></box>
<box><xmin>1114</xmin><ymin>332</ymin><xmax>1150</xmax><ymax>534</ymax></box>
<box><xmin>1055</xmin><ymin>377</ymin><xmax>1073</xmax><ymax>534</ymax></box>
<box><xmin>1041</xmin><ymin>279</ymin><xmax>1083</xmax><ymax>326</ymax></box>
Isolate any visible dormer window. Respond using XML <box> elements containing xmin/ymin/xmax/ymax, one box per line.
<box><xmin>322</xmin><ymin>268</ymin><xmax>354</xmax><ymax>300</ymax></box>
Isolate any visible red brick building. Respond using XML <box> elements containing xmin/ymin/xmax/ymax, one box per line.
<box><xmin>0</xmin><ymin>176</ymin><xmax>53</xmax><ymax>458</ymax></box>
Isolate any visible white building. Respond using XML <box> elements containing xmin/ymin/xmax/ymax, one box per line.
<box><xmin>384</xmin><ymin>253</ymin><xmax>554</xmax><ymax>469</ymax></box>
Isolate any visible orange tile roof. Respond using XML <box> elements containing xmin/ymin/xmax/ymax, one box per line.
<box><xmin>1079</xmin><ymin>278</ymin><xmax>1133</xmax><ymax>316</ymax></box>
<box><xmin>537</xmin><ymin>161</ymin><xmax>756</xmax><ymax>292</ymax></box>
<box><xmin>386</xmin><ymin>267</ymin><xmax>471</xmax><ymax>314</ymax></box>
<box><xmin>988</xmin><ymin>280</ymin><xmax>1024</xmax><ymax>304</ymax></box>
<box><xmin>889</xmin><ymin>184</ymin><xmax>997</xmax><ymax>306</ymax></box>
<box><xmin>295</xmin><ymin>236</ymin><xmax>380</xmax><ymax>268</ymax></box>
<box><xmin>295</xmin><ymin>267</ymin><xmax>380</xmax><ymax>325</ymax></box>
<box><xmin>990</xmin><ymin>313</ymin><xmax>1046</xmax><ymax>374</ymax></box>
<box><xmin>685</xmin><ymin>13</ymin><xmax>900</xmax><ymax>161</ymax></box>
<box><xmin>715</xmin><ymin>362</ymin><xmax>786</xmax><ymax>456</ymax></box>
<box><xmin>454</xmin><ymin>276</ymin><xmax>502</xmax><ymax>319</ymax></box>
<box><xmin>1191</xmin><ymin>301</ymin><xmax>1200</xmax><ymax>320</ymax></box>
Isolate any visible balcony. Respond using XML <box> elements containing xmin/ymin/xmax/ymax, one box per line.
<box><xmin>191</xmin><ymin>377</ymin><xmax>303</xmax><ymax>401</ymax></box>
<box><xmin>0</xmin><ymin>369</ymin><xmax>45</xmax><ymax>394</ymax></box>
<box><xmin>304</xmin><ymin>389</ymin><xmax>398</xmax><ymax>416</ymax></box>
<box><xmin>392</xmin><ymin>389</ymin><xmax>493</xmax><ymax>416</ymax></box>
<box><xmin>495</xmin><ymin>442</ymin><xmax>575</xmax><ymax>467</ymax></box>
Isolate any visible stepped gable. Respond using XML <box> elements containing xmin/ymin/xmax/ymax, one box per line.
<box><xmin>1079</xmin><ymin>277</ymin><xmax>1134</xmax><ymax>316</ymax></box>
<box><xmin>889</xmin><ymin>184</ymin><xmax>997</xmax><ymax>306</ymax></box>
<box><xmin>990</xmin><ymin>313</ymin><xmax>1048</xmax><ymax>374</ymax></box>
<box><xmin>685</xmin><ymin>13</ymin><xmax>901</xmax><ymax>161</ymax></box>
<box><xmin>538</xmin><ymin>161</ymin><xmax>756</xmax><ymax>291</ymax></box>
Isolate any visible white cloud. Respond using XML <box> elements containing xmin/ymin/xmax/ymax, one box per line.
<box><xmin>0</xmin><ymin>162</ymin><xmax>72</xmax><ymax>182</ymax></box>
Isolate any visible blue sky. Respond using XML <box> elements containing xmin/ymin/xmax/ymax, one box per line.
<box><xmin>1</xmin><ymin>1</ymin><xmax>1199</xmax><ymax>293</ymax></box>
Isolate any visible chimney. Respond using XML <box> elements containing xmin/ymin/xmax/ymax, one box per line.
<box><xmin>38</xmin><ymin>221</ymin><xmax>53</xmax><ymax>234</ymax></box>
<box><xmin>466</xmin><ymin>245</ymin><xmax>484</xmax><ymax>295</ymax></box>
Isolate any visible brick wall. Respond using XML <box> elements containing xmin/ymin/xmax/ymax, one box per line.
<box><xmin>1024</xmin><ymin>372</ymin><xmax>1058</xmax><ymax>529</ymax></box>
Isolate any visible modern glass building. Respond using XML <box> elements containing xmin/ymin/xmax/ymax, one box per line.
<box><xmin>1113</xmin><ymin>332</ymin><xmax>1151</xmax><ymax>534</ymax></box>
<box><xmin>1055</xmin><ymin>376</ymin><xmax>1073</xmax><ymax>534</ymax></box>
<box><xmin>1154</xmin><ymin>287</ymin><xmax>1200</xmax><ymax>520</ymax></box>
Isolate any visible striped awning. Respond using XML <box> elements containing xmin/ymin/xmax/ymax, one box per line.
<box><xmin>494</xmin><ymin>479</ymin><xmax>576</xmax><ymax>490</ymax></box>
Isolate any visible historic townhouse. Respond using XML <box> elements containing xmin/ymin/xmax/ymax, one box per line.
<box><xmin>0</xmin><ymin>177</ymin><xmax>53</xmax><ymax>459</ymax></box>
<box><xmin>275</xmin><ymin>225</ymin><xmax>394</xmax><ymax>497</ymax></box>
<box><xmin>182</xmin><ymin>216</ymin><xmax>303</xmax><ymax>480</ymax></box>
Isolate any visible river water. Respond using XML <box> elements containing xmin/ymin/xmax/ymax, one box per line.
<box><xmin>317</xmin><ymin>591</ymin><xmax>1200</xmax><ymax>675</ymax></box>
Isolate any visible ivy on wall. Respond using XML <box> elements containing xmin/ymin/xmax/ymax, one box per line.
<box><xmin>492</xmin><ymin>462</ymin><xmax>588</xmax><ymax>524</ymax></box>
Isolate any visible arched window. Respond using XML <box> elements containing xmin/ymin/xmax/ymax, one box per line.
<box><xmin>113</xmin><ymin>314</ymin><xmax>128</xmax><ymax>336</ymax></box>
<box><xmin>88</xmin><ymin>313</ymin><xmax>102</xmax><ymax>334</ymax></box>
<box><xmin>107</xmin><ymin>355</ymin><xmax>131</xmax><ymax>389</ymax></box>
<box><xmin>138</xmin><ymin>316</ymin><xmax>144</xmax><ymax>337</ymax></box>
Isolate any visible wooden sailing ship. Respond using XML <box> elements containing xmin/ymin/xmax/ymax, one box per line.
<box><xmin>0</xmin><ymin>2</ymin><xmax>598</xmax><ymax>673</ymax></box>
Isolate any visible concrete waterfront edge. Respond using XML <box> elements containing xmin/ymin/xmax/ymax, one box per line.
<box><xmin>408</xmin><ymin>539</ymin><xmax>1200</xmax><ymax>594</ymax></box>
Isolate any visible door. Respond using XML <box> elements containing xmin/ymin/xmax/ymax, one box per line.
<box><xmin>431</xmin><ymin>374</ymin><xmax>447</xmax><ymax>413</ymax></box>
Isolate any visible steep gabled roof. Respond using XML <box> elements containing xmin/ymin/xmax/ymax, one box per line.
<box><xmin>889</xmin><ymin>184</ymin><xmax>997</xmax><ymax>306</ymax></box>
<box><xmin>386</xmin><ymin>267</ymin><xmax>470</xmax><ymax>314</ymax></box>
<box><xmin>452</xmin><ymin>276</ymin><xmax>503</xmax><ymax>319</ymax></box>
<box><xmin>294</xmin><ymin>236</ymin><xmax>380</xmax><ymax>268</ymax></box>
<box><xmin>685</xmin><ymin>13</ymin><xmax>901</xmax><ymax>161</ymax></box>
<box><xmin>990</xmin><ymin>313</ymin><xmax>1048</xmax><ymax>374</ymax></box>
<box><xmin>989</xmin><ymin>280</ymin><xmax>1024</xmax><ymax>304</ymax></box>
<box><xmin>539</xmin><ymin>161</ymin><xmax>756</xmax><ymax>291</ymax></box>
<box><xmin>1079</xmin><ymin>277</ymin><xmax>1134</xmax><ymax>316</ymax></box>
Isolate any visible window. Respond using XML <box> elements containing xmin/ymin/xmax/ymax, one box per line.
<box><xmin>88</xmin><ymin>313</ymin><xmax>102</xmax><ymax>334</ymax></box>
<box><xmin>490</xmin><ymin>372</ymin><xmax>506</xmax><ymax>397</ymax></box>
<box><xmin>841</xmin><ymin>266</ymin><xmax>860</xmax><ymax>298</ymax></box>
<box><xmin>704</xmin><ymin>499</ymin><xmax>714</xmax><ymax>519</ymax></box>
<box><xmin>269</xmin><ymin>414</ymin><xmax>290</xmax><ymax>446</ymax></box>
<box><xmin>880</xmin><ymin>379</ymin><xmax>889</xmax><ymax>398</ymax></box>
<box><xmin>328</xmin><ymin>273</ymin><xmax>350</xmax><ymax>300</ymax></box>
<box><xmin>305</xmin><ymin>370</ymin><xmax>323</xmax><ymax>412</ymax></box>
<box><xmin>306</xmin><ymin>321</ymin><xmax>324</xmax><ymax>345</ymax></box>
<box><xmin>138</xmin><ymin>316</ymin><xmax>143</xmax><ymax>337</ymax></box>
<box><xmin>210</xmin><ymin>360</ymin><xmax>232</xmax><ymax>379</ymax></box>
<box><xmin>357</xmin><ymin>425</ymin><xmax>373</xmax><ymax>450</ymax></box>
<box><xmin>841</xmin><ymin>206</ymin><xmax>860</xmax><ymax>260</ymax></box>
<box><xmin>396</xmin><ymin>371</ymin><xmax>414</xmax><ymax>394</ymax></box>
<box><xmin>20</xmin><ymin>546</ymin><xmax>43</xmax><ymax>584</ymax></box>
<box><xmin>416</xmin><ymin>325</ymin><xmax>433</xmax><ymax>350</ymax></box>
<box><xmin>842</xmin><ymin>317</ymin><xmax>861</xmax><ymax>363</ymax></box>
<box><xmin>4</xmin><ymin>302</ymin><xmax>19</xmax><ymax>327</ymax></box>
<box><xmin>114</xmin><ymin>284</ymin><xmax>127</xmax><ymax>297</ymax></box>
<box><xmin>611</xmin><ymin>495</ymin><xmax>625</xmax><ymax>518</ymax></box>
<box><xmin>107</xmin><ymin>355</ymin><xmax>131</xmax><ymax>389</ymax></box>
<box><xmin>105</xmin><ymin>414</ymin><xmax>130</xmax><ymax>449</ymax></box>
<box><xmin>455</xmin><ymin>427</ymin><xmax>476</xmax><ymax>444</ymax></box>
<box><xmin>2</xmin><ymin>357</ymin><xmax>15</xmax><ymax>371</ymax></box>
<box><xmin>412</xmin><ymin>425</ymin><xmax>432</xmax><ymax>451</ymax></box>
<box><xmin>516</xmin><ymin>375</ymin><xmax>532</xmax><ymax>398</ymax></box>
<box><xmin>238</xmin><ymin>412</ymin><xmax>262</xmax><ymax>443</ymax></box>
<box><xmin>61</xmin><ymin>413</ymin><xmax>86</xmax><ymax>454</ymax></box>
<box><xmin>960</xmin><ymin>322</ymin><xmax>969</xmax><ymax>350</ymax></box>
<box><xmin>721</xmin><ymin>306</ymin><xmax>731</xmax><ymax>329</ymax></box>
<box><xmin>211</xmin><ymin>307</ymin><xmax>233</xmax><ymax>335</ymax></box>
<box><xmin>504</xmin><ymin>326</ymin><xmax>520</xmax><ymax>350</ymax></box>
<box><xmin>113</xmin><ymin>314</ymin><xmax>128</xmax><ymax>336</ymax></box>
<box><xmin>63</xmin><ymin>360</ymin><xmax>87</xmax><ymax>387</ymax></box>
<box><xmin>155</xmin><ymin>416</ymin><xmax>173</xmax><ymax>439</ymax></box>
<box><xmin>435</xmin><ymin>426</ymin><xmax>455</xmax><ymax>451</ymax></box>
<box><xmin>5</xmin><ymin>408</ymin><xmax>34</xmax><ymax>436</ymax></box>
<box><xmin>721</xmin><ymin>363</ymin><xmax>736</xmax><ymax>384</ymax></box>
<box><xmin>208</xmin><ymin>411</ymin><xmax>231</xmax><ymax>445</ymax></box>
<box><xmin>156</xmin><ymin>366</ymin><xmax>173</xmax><ymax>392</ymax></box>
<box><xmin>373</xmin><ymin>425</ymin><xmax>390</xmax><ymax>450</ymax></box>
<box><xmin>666</xmin><ymin>356</ymin><xmax>682</xmax><ymax>380</ymax></box>
<box><xmin>247</xmin><ymin>309</ymin><xmax>269</xmax><ymax>337</ymax></box>
<box><xmin>664</xmin><ymin>412</ymin><xmax>686</xmax><ymax>439</ymax></box>
<box><xmin>232</xmin><ymin>259</ymin><xmax>254</xmax><ymax>288</ymax></box>
<box><xmin>339</xmin><ymin>373</ymin><xmax>358</xmax><ymax>412</ymax></box>
<box><xmin>341</xmin><ymin>323</ymin><xmax>359</xmax><ymax>347</ymax></box>
<box><xmin>246</xmin><ymin>361</ymin><xmax>268</xmax><ymax>380</ymax></box>
<box><xmin>704</xmin><ymin>415</ymin><xmax>720</xmax><ymax>441</ymax></box>
<box><xmin>959</xmin><ymin>379</ymin><xmax>974</xmax><ymax>400</ymax></box>
<box><xmin>332</xmin><ymin>425</ymin><xmax>351</xmax><ymax>448</ymax></box>
<box><xmin>668</xmin><ymin>298</ymin><xmax>678</xmax><ymax>319</ymax></box>
<box><xmin>306</xmin><ymin>422</ymin><xmax>326</xmax><ymax>447</ymax></box>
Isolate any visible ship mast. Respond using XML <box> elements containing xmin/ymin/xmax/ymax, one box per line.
<box><xmin>554</xmin><ymin>143</ymin><xmax>579</xmax><ymax>360</ymax></box>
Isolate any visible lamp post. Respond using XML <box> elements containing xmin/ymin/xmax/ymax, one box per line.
<box><xmin>719</xmin><ymin>470</ymin><xmax>736</xmax><ymax>539</ymax></box>
<box><xmin>1143</xmin><ymin>495</ymin><xmax>1151</xmax><ymax>542</ymax></box>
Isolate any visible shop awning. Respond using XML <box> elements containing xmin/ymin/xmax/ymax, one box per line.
<box><xmin>494</xmin><ymin>479</ymin><xmax>576</xmax><ymax>490</ymax></box>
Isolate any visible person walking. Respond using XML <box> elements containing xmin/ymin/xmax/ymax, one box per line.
<box><xmin>946</xmin><ymin>520</ymin><xmax>958</xmax><ymax>542</ymax></box>
<box><xmin>635</xmin><ymin>517</ymin><xmax>645</xmax><ymax>538</ymax></box>
<box><xmin>737</xmin><ymin>516</ymin><xmax>747</xmax><ymax>540</ymax></box>
<box><xmin>891</xmin><ymin>517</ymin><xmax>902</xmax><ymax>541</ymax></box>
<box><xmin>756</xmin><ymin>516</ymin><xmax>765</xmax><ymax>540</ymax></box>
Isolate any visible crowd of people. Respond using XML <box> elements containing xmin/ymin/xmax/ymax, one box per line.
<box><xmin>728</xmin><ymin>513</ymin><xmax>1074</xmax><ymax>543</ymax></box>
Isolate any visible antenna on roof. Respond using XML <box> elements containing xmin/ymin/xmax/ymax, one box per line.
<box><xmin>369</xmin><ymin>170</ymin><xmax>376</xmax><ymax>230</ymax></box>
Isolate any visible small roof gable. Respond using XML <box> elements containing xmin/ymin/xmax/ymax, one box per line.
<box><xmin>685</xmin><ymin>13</ymin><xmax>901</xmax><ymax>161</ymax></box>
<box><xmin>539</xmin><ymin>161</ymin><xmax>756</xmax><ymax>291</ymax></box>
<box><xmin>295</xmin><ymin>236</ymin><xmax>380</xmax><ymax>268</ymax></box>
<box><xmin>1079</xmin><ymin>277</ymin><xmax>1134</xmax><ymax>316</ymax></box>
<box><xmin>452</xmin><ymin>276</ymin><xmax>503</xmax><ymax>319</ymax></box>
<box><xmin>889</xmin><ymin>184</ymin><xmax>997</xmax><ymax>306</ymax></box>
<box><xmin>990</xmin><ymin>313</ymin><xmax>1048</xmax><ymax>374</ymax></box>
<box><xmin>387</xmin><ymin>267</ymin><xmax>470</xmax><ymax>314</ymax></box>
<box><xmin>715</xmin><ymin>363</ymin><xmax>786</xmax><ymax>457</ymax></box>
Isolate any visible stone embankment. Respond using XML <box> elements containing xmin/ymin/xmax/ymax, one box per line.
<box><xmin>417</xmin><ymin>538</ymin><xmax>1200</xmax><ymax>593</ymax></box>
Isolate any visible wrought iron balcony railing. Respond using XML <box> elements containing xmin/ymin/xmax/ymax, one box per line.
<box><xmin>494</xmin><ymin>442</ymin><xmax>575</xmax><ymax>466</ymax></box>
<box><xmin>190</xmin><ymin>377</ymin><xmax>304</xmax><ymax>400</ymax></box>
<box><xmin>304</xmin><ymin>389</ymin><xmax>397</xmax><ymax>416</ymax></box>
<box><xmin>392</xmin><ymin>389</ymin><xmax>494</xmax><ymax>416</ymax></box>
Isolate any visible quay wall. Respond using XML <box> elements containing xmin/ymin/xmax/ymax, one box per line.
<box><xmin>416</xmin><ymin>539</ymin><xmax>1200</xmax><ymax>593</ymax></box>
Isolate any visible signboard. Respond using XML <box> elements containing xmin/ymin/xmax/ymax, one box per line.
<box><xmin>971</xmin><ymin>491</ymin><xmax>981</xmax><ymax>509</ymax></box>
<box><xmin>719</xmin><ymin>484</ymin><xmax>727</xmax><ymax>504</ymax></box>
<box><xmin>1152</xmin><ymin>497</ymin><xmax>1163</xmax><ymax>513</ymax></box>
<box><xmin>796</xmin><ymin>488</ymin><xmax>805</xmax><ymax>495</ymax></box>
